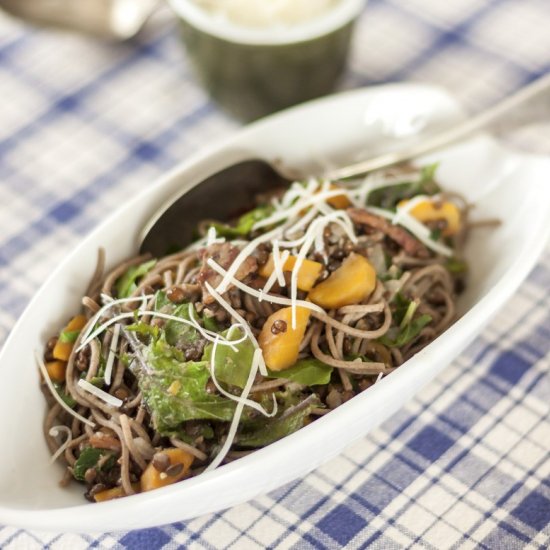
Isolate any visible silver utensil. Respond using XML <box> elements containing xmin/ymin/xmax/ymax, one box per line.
<box><xmin>0</xmin><ymin>0</ymin><xmax>159</xmax><ymax>40</ymax></box>
<box><xmin>139</xmin><ymin>72</ymin><xmax>550</xmax><ymax>256</ymax></box>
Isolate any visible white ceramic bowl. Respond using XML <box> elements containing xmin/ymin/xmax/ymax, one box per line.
<box><xmin>1</xmin><ymin>83</ymin><xmax>549</xmax><ymax>532</ymax></box>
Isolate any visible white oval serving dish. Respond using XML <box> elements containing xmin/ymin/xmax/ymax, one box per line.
<box><xmin>1</xmin><ymin>83</ymin><xmax>549</xmax><ymax>532</ymax></box>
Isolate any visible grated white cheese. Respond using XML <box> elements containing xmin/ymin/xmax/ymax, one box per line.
<box><xmin>271</xmin><ymin>241</ymin><xmax>289</xmax><ymax>287</ymax></box>
<box><xmin>391</xmin><ymin>194</ymin><xmax>432</xmax><ymax>226</ymax></box>
<box><xmin>104</xmin><ymin>322</ymin><xmax>121</xmax><ymax>386</ymax></box>
<box><xmin>252</xmin><ymin>187</ymin><xmax>355</xmax><ymax>231</ymax></box>
<box><xmin>283</xmin><ymin>203</ymin><xmax>320</xmax><ymax>240</ymax></box>
<box><xmin>77</xmin><ymin>294</ymin><xmax>155</xmax><ymax>351</ymax></box>
<box><xmin>204</xmin><ymin>348</ymin><xmax>263</xmax><ymax>473</ymax></box>
<box><xmin>206</xmin><ymin>259</ymin><xmax>324</xmax><ymax>314</ymax></box>
<box><xmin>77</xmin><ymin>379</ymin><xmax>123</xmax><ymax>408</ymax></box>
<box><xmin>48</xmin><ymin>425</ymin><xmax>73</xmax><ymax>464</ymax></box>
<box><xmin>207</xmin><ymin>226</ymin><xmax>225</xmax><ymax>246</ymax></box>
<box><xmin>396</xmin><ymin>211</ymin><xmax>453</xmax><ymax>257</ymax></box>
<box><xmin>79</xmin><ymin>307</ymin><xmax>246</xmax><ymax>353</ymax></box>
<box><xmin>35</xmin><ymin>352</ymin><xmax>95</xmax><ymax>428</ymax></box>
<box><xmin>215</xmin><ymin>224</ymin><xmax>283</xmax><ymax>294</ymax></box>
<box><xmin>288</xmin><ymin>210</ymin><xmax>358</xmax><ymax>328</ymax></box>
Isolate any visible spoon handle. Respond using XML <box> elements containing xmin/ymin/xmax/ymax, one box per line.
<box><xmin>327</xmin><ymin>72</ymin><xmax>550</xmax><ymax>180</ymax></box>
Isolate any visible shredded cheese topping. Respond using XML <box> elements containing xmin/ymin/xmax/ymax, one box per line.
<box><xmin>48</xmin><ymin>425</ymin><xmax>73</xmax><ymax>464</ymax></box>
<box><xmin>204</xmin><ymin>349</ymin><xmax>263</xmax><ymax>473</ymax></box>
<box><xmin>77</xmin><ymin>379</ymin><xmax>123</xmax><ymax>408</ymax></box>
<box><xmin>104</xmin><ymin>323</ymin><xmax>121</xmax><ymax>385</ymax></box>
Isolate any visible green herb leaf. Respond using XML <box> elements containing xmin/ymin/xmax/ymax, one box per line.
<box><xmin>53</xmin><ymin>382</ymin><xmax>76</xmax><ymax>408</ymax></box>
<box><xmin>164</xmin><ymin>303</ymin><xmax>200</xmax><ymax>349</ymax></box>
<box><xmin>58</xmin><ymin>329</ymin><xmax>81</xmax><ymax>344</ymax></box>
<box><xmin>154</xmin><ymin>290</ymin><xmax>172</xmax><ymax>311</ymax></box>
<box><xmin>445</xmin><ymin>257</ymin><xmax>468</xmax><ymax>274</ymax></box>
<box><xmin>73</xmin><ymin>448</ymin><xmax>115</xmax><ymax>481</ymax></box>
<box><xmin>267</xmin><ymin>358</ymin><xmax>333</xmax><ymax>386</ymax></box>
<box><xmin>237</xmin><ymin>392</ymin><xmax>320</xmax><ymax>448</ymax></box>
<box><xmin>392</xmin><ymin>292</ymin><xmax>411</xmax><ymax>325</ymax></box>
<box><xmin>115</xmin><ymin>259</ymin><xmax>157</xmax><ymax>298</ymax></box>
<box><xmin>202</xmin><ymin>327</ymin><xmax>254</xmax><ymax>389</ymax></box>
<box><xmin>202</xmin><ymin>314</ymin><xmax>219</xmax><ymax>333</ymax></box>
<box><xmin>208</xmin><ymin>205</ymin><xmax>274</xmax><ymax>239</ymax></box>
<box><xmin>379</xmin><ymin>314</ymin><xmax>432</xmax><ymax>347</ymax></box>
<box><xmin>89</xmin><ymin>376</ymin><xmax>105</xmax><ymax>388</ymax></box>
<box><xmin>139</xmin><ymin>339</ymin><xmax>238</xmax><ymax>431</ymax></box>
<box><xmin>366</xmin><ymin>163</ymin><xmax>441</xmax><ymax>209</ymax></box>
<box><xmin>126</xmin><ymin>322</ymin><xmax>160</xmax><ymax>340</ymax></box>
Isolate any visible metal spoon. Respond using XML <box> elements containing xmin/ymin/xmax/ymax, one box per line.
<box><xmin>140</xmin><ymin>72</ymin><xmax>550</xmax><ymax>256</ymax></box>
<box><xmin>0</xmin><ymin>0</ymin><xmax>160</xmax><ymax>40</ymax></box>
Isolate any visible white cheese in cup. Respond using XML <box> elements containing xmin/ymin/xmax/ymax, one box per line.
<box><xmin>193</xmin><ymin>0</ymin><xmax>341</xmax><ymax>28</ymax></box>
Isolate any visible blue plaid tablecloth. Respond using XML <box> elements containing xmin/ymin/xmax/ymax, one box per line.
<box><xmin>1</xmin><ymin>0</ymin><xmax>549</xmax><ymax>548</ymax></box>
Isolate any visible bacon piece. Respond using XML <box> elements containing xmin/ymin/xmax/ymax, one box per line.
<box><xmin>347</xmin><ymin>208</ymin><xmax>429</xmax><ymax>258</ymax></box>
<box><xmin>198</xmin><ymin>243</ymin><xmax>258</xmax><ymax>304</ymax></box>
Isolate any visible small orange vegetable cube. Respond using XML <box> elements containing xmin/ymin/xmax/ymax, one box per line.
<box><xmin>308</xmin><ymin>253</ymin><xmax>376</xmax><ymax>309</ymax></box>
<box><xmin>326</xmin><ymin>184</ymin><xmax>351</xmax><ymax>209</ymax></box>
<box><xmin>53</xmin><ymin>315</ymin><xmax>87</xmax><ymax>361</ymax></box>
<box><xmin>398</xmin><ymin>198</ymin><xmax>461</xmax><ymax>236</ymax></box>
<box><xmin>140</xmin><ymin>448</ymin><xmax>194</xmax><ymax>492</ymax></box>
<box><xmin>45</xmin><ymin>360</ymin><xmax>67</xmax><ymax>383</ymax></box>
<box><xmin>93</xmin><ymin>483</ymin><xmax>140</xmax><ymax>502</ymax></box>
<box><xmin>259</xmin><ymin>306</ymin><xmax>310</xmax><ymax>371</ymax></box>
<box><xmin>258</xmin><ymin>255</ymin><xmax>322</xmax><ymax>291</ymax></box>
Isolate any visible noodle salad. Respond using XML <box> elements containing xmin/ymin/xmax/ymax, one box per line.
<box><xmin>39</xmin><ymin>164</ymin><xmax>470</xmax><ymax>502</ymax></box>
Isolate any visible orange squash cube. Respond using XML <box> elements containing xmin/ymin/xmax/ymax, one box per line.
<box><xmin>45</xmin><ymin>360</ymin><xmax>67</xmax><ymax>383</ymax></box>
<box><xmin>259</xmin><ymin>306</ymin><xmax>311</xmax><ymax>371</ymax></box>
<box><xmin>326</xmin><ymin>184</ymin><xmax>351</xmax><ymax>209</ymax></box>
<box><xmin>399</xmin><ymin>198</ymin><xmax>461</xmax><ymax>236</ymax></box>
<box><xmin>53</xmin><ymin>315</ymin><xmax>87</xmax><ymax>361</ymax></box>
<box><xmin>259</xmin><ymin>255</ymin><xmax>322</xmax><ymax>291</ymax></box>
<box><xmin>93</xmin><ymin>483</ymin><xmax>140</xmax><ymax>502</ymax></box>
<box><xmin>140</xmin><ymin>448</ymin><xmax>194</xmax><ymax>492</ymax></box>
<box><xmin>308</xmin><ymin>253</ymin><xmax>376</xmax><ymax>309</ymax></box>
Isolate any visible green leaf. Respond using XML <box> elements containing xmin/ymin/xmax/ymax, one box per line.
<box><xmin>202</xmin><ymin>327</ymin><xmax>254</xmax><ymax>389</ymax></box>
<box><xmin>126</xmin><ymin>322</ymin><xmax>160</xmax><ymax>340</ymax></box>
<box><xmin>139</xmin><ymin>339</ymin><xmax>238</xmax><ymax>432</ymax></box>
<box><xmin>89</xmin><ymin>376</ymin><xmax>105</xmax><ymax>388</ymax></box>
<box><xmin>267</xmin><ymin>358</ymin><xmax>333</xmax><ymax>386</ymax></box>
<box><xmin>419</xmin><ymin>162</ymin><xmax>439</xmax><ymax>184</ymax></box>
<box><xmin>58</xmin><ymin>329</ymin><xmax>81</xmax><ymax>344</ymax></box>
<box><xmin>379</xmin><ymin>314</ymin><xmax>432</xmax><ymax>347</ymax></box>
<box><xmin>115</xmin><ymin>259</ymin><xmax>157</xmax><ymax>298</ymax></box>
<box><xmin>154</xmin><ymin>290</ymin><xmax>172</xmax><ymax>311</ymax></box>
<box><xmin>202</xmin><ymin>314</ymin><xmax>219</xmax><ymax>333</ymax></box>
<box><xmin>208</xmin><ymin>205</ymin><xmax>274</xmax><ymax>239</ymax></box>
<box><xmin>161</xmin><ymin>423</ymin><xmax>215</xmax><ymax>445</ymax></box>
<box><xmin>73</xmin><ymin>448</ymin><xmax>115</xmax><ymax>481</ymax></box>
<box><xmin>53</xmin><ymin>382</ymin><xmax>76</xmax><ymax>408</ymax></box>
<box><xmin>366</xmin><ymin>163</ymin><xmax>441</xmax><ymax>209</ymax></box>
<box><xmin>164</xmin><ymin>303</ymin><xmax>200</xmax><ymax>349</ymax></box>
<box><xmin>445</xmin><ymin>257</ymin><xmax>468</xmax><ymax>274</ymax></box>
<box><xmin>237</xmin><ymin>392</ymin><xmax>321</xmax><ymax>448</ymax></box>
<box><xmin>235</xmin><ymin>205</ymin><xmax>274</xmax><ymax>234</ymax></box>
<box><xmin>392</xmin><ymin>292</ymin><xmax>411</xmax><ymax>326</ymax></box>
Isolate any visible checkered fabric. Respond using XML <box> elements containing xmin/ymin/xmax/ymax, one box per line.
<box><xmin>1</xmin><ymin>0</ymin><xmax>549</xmax><ymax>548</ymax></box>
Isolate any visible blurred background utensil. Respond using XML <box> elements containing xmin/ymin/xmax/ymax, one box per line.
<box><xmin>0</xmin><ymin>0</ymin><xmax>160</xmax><ymax>40</ymax></box>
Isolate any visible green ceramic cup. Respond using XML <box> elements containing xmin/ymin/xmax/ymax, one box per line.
<box><xmin>168</xmin><ymin>0</ymin><xmax>365</xmax><ymax>120</ymax></box>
